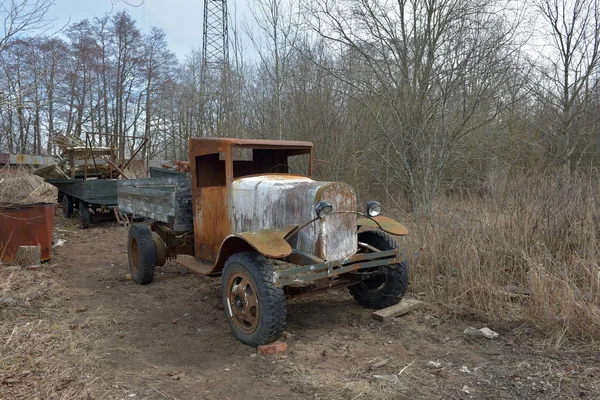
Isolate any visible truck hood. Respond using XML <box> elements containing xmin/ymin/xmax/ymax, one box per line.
<box><xmin>230</xmin><ymin>175</ymin><xmax>357</xmax><ymax>260</ymax></box>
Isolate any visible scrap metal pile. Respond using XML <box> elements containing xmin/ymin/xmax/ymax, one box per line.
<box><xmin>34</xmin><ymin>133</ymin><xmax>145</xmax><ymax>180</ymax></box>
<box><xmin>34</xmin><ymin>134</ymin><xmax>117</xmax><ymax>180</ymax></box>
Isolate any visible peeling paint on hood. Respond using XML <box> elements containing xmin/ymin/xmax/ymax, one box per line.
<box><xmin>231</xmin><ymin>175</ymin><xmax>357</xmax><ymax>260</ymax></box>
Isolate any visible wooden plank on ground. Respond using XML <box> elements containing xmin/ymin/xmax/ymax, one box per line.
<box><xmin>372</xmin><ymin>298</ymin><xmax>422</xmax><ymax>322</ymax></box>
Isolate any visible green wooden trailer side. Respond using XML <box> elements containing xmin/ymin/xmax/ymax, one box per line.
<box><xmin>46</xmin><ymin>179</ymin><xmax>118</xmax><ymax>205</ymax></box>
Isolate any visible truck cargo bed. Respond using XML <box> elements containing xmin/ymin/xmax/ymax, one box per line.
<box><xmin>117</xmin><ymin>169</ymin><xmax>192</xmax><ymax>231</ymax></box>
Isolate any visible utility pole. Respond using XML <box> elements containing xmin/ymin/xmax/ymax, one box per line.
<box><xmin>201</xmin><ymin>0</ymin><xmax>229</xmax><ymax>137</ymax></box>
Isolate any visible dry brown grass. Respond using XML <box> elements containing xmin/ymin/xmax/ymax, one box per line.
<box><xmin>124</xmin><ymin>163</ymin><xmax>149</xmax><ymax>179</ymax></box>
<box><xmin>0</xmin><ymin>267</ymin><xmax>112</xmax><ymax>399</ymax></box>
<box><xmin>399</xmin><ymin>170</ymin><xmax>600</xmax><ymax>344</ymax></box>
<box><xmin>0</xmin><ymin>166</ymin><xmax>56</xmax><ymax>204</ymax></box>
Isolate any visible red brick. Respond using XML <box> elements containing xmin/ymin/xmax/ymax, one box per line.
<box><xmin>257</xmin><ymin>341</ymin><xmax>288</xmax><ymax>355</ymax></box>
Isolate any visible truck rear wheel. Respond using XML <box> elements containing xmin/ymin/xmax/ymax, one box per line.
<box><xmin>221</xmin><ymin>252</ymin><xmax>286</xmax><ymax>347</ymax></box>
<box><xmin>349</xmin><ymin>231</ymin><xmax>409</xmax><ymax>309</ymax></box>
<box><xmin>128</xmin><ymin>224</ymin><xmax>157</xmax><ymax>285</ymax></box>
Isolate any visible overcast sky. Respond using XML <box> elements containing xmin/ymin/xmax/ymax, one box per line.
<box><xmin>47</xmin><ymin>0</ymin><xmax>248</xmax><ymax>61</ymax></box>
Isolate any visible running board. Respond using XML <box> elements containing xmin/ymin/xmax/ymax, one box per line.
<box><xmin>175</xmin><ymin>255</ymin><xmax>213</xmax><ymax>275</ymax></box>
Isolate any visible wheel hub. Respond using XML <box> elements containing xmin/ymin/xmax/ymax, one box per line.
<box><xmin>226</xmin><ymin>273</ymin><xmax>259</xmax><ymax>334</ymax></box>
<box><xmin>129</xmin><ymin>237</ymin><xmax>140</xmax><ymax>275</ymax></box>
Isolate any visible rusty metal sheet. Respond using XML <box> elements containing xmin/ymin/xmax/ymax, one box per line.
<box><xmin>174</xmin><ymin>255</ymin><xmax>214</xmax><ymax>275</ymax></box>
<box><xmin>2</xmin><ymin>153</ymin><xmax>60</xmax><ymax>166</ymax></box>
<box><xmin>205</xmin><ymin>226</ymin><xmax>298</xmax><ymax>276</ymax></box>
<box><xmin>314</xmin><ymin>182</ymin><xmax>357</xmax><ymax>260</ymax></box>
<box><xmin>195</xmin><ymin>186</ymin><xmax>230</xmax><ymax>262</ymax></box>
<box><xmin>0</xmin><ymin>203</ymin><xmax>56</xmax><ymax>263</ymax></box>
<box><xmin>235</xmin><ymin>225</ymin><xmax>296</xmax><ymax>258</ymax></box>
<box><xmin>357</xmin><ymin>216</ymin><xmax>409</xmax><ymax>236</ymax></box>
<box><xmin>189</xmin><ymin>137</ymin><xmax>313</xmax><ymax>158</ymax></box>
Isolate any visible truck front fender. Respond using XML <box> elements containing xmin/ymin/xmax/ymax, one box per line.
<box><xmin>357</xmin><ymin>216</ymin><xmax>408</xmax><ymax>236</ymax></box>
<box><xmin>211</xmin><ymin>225</ymin><xmax>297</xmax><ymax>275</ymax></box>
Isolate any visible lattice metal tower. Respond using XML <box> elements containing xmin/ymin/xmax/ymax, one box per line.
<box><xmin>201</xmin><ymin>0</ymin><xmax>229</xmax><ymax>136</ymax></box>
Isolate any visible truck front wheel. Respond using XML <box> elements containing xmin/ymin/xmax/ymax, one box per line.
<box><xmin>349</xmin><ymin>231</ymin><xmax>409</xmax><ymax>309</ymax></box>
<box><xmin>221</xmin><ymin>252</ymin><xmax>286</xmax><ymax>347</ymax></box>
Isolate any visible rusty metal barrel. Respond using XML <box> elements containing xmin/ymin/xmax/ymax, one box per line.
<box><xmin>0</xmin><ymin>203</ymin><xmax>56</xmax><ymax>264</ymax></box>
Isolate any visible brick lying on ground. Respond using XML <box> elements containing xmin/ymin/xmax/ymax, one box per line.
<box><xmin>257</xmin><ymin>341</ymin><xmax>288</xmax><ymax>355</ymax></box>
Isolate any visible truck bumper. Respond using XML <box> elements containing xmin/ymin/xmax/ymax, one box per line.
<box><xmin>274</xmin><ymin>247</ymin><xmax>419</xmax><ymax>287</ymax></box>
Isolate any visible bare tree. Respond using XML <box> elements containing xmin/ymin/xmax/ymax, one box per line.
<box><xmin>38</xmin><ymin>37</ymin><xmax>68</xmax><ymax>153</ymax></box>
<box><xmin>112</xmin><ymin>11</ymin><xmax>141</xmax><ymax>161</ymax></box>
<box><xmin>0</xmin><ymin>0</ymin><xmax>55</xmax><ymax>53</ymax></box>
<box><xmin>302</xmin><ymin>0</ymin><xmax>525</xmax><ymax>213</ymax></box>
<box><xmin>139</xmin><ymin>26</ymin><xmax>175</xmax><ymax>160</ymax></box>
<box><xmin>246</xmin><ymin>0</ymin><xmax>300</xmax><ymax>140</ymax></box>
<box><xmin>534</xmin><ymin>0</ymin><xmax>600</xmax><ymax>171</ymax></box>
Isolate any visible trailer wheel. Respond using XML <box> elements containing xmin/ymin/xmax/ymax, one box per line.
<box><xmin>62</xmin><ymin>194</ymin><xmax>73</xmax><ymax>218</ymax></box>
<box><xmin>128</xmin><ymin>224</ymin><xmax>157</xmax><ymax>285</ymax></box>
<box><xmin>349</xmin><ymin>231</ymin><xmax>409</xmax><ymax>309</ymax></box>
<box><xmin>79</xmin><ymin>200</ymin><xmax>90</xmax><ymax>229</ymax></box>
<box><xmin>221</xmin><ymin>252</ymin><xmax>286</xmax><ymax>347</ymax></box>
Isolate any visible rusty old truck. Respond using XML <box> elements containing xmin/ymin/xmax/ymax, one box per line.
<box><xmin>118</xmin><ymin>138</ymin><xmax>417</xmax><ymax>347</ymax></box>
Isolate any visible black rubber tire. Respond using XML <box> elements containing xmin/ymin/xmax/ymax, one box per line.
<box><xmin>62</xmin><ymin>194</ymin><xmax>73</xmax><ymax>218</ymax></box>
<box><xmin>79</xmin><ymin>200</ymin><xmax>90</xmax><ymax>229</ymax></box>
<box><xmin>128</xmin><ymin>224</ymin><xmax>157</xmax><ymax>285</ymax></box>
<box><xmin>349</xmin><ymin>231</ymin><xmax>409</xmax><ymax>309</ymax></box>
<box><xmin>221</xmin><ymin>252</ymin><xmax>287</xmax><ymax>347</ymax></box>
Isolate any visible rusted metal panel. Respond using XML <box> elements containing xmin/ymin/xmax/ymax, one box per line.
<box><xmin>232</xmin><ymin>226</ymin><xmax>296</xmax><ymax>258</ymax></box>
<box><xmin>231</xmin><ymin>176</ymin><xmax>357</xmax><ymax>261</ymax></box>
<box><xmin>1</xmin><ymin>153</ymin><xmax>60</xmax><ymax>166</ymax></box>
<box><xmin>189</xmin><ymin>137</ymin><xmax>313</xmax><ymax>158</ymax></box>
<box><xmin>174</xmin><ymin>255</ymin><xmax>214</xmax><ymax>275</ymax></box>
<box><xmin>0</xmin><ymin>203</ymin><xmax>56</xmax><ymax>263</ymax></box>
<box><xmin>196</xmin><ymin>186</ymin><xmax>230</xmax><ymax>262</ymax></box>
<box><xmin>314</xmin><ymin>182</ymin><xmax>357</xmax><ymax>260</ymax></box>
<box><xmin>357</xmin><ymin>216</ymin><xmax>409</xmax><ymax>236</ymax></box>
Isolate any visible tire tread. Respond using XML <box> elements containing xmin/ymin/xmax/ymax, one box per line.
<box><xmin>349</xmin><ymin>230</ymin><xmax>409</xmax><ymax>309</ymax></box>
<box><xmin>128</xmin><ymin>224</ymin><xmax>157</xmax><ymax>285</ymax></box>
<box><xmin>222</xmin><ymin>252</ymin><xmax>286</xmax><ymax>346</ymax></box>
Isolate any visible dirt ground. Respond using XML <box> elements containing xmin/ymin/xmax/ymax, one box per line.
<box><xmin>2</xmin><ymin>219</ymin><xmax>600</xmax><ymax>400</ymax></box>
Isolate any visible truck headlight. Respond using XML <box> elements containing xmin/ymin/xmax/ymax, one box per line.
<box><xmin>366</xmin><ymin>201</ymin><xmax>382</xmax><ymax>217</ymax></box>
<box><xmin>315</xmin><ymin>200</ymin><xmax>333</xmax><ymax>218</ymax></box>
